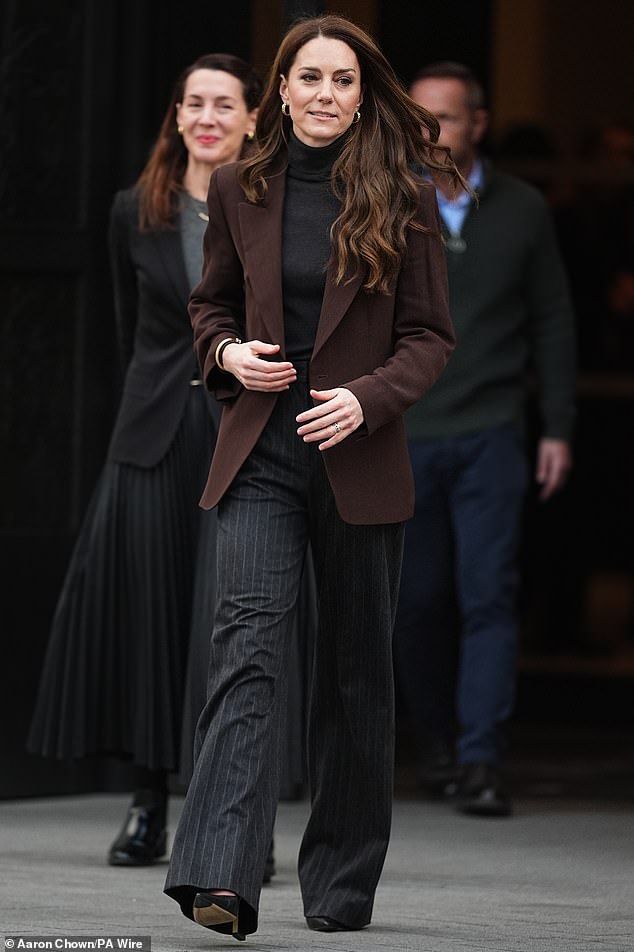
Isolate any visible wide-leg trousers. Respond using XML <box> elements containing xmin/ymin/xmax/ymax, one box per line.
<box><xmin>165</xmin><ymin>365</ymin><xmax>404</xmax><ymax>935</ymax></box>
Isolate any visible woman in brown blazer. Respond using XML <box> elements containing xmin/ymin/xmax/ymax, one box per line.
<box><xmin>165</xmin><ymin>14</ymin><xmax>460</xmax><ymax>941</ymax></box>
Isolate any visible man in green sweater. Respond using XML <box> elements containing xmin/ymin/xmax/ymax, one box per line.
<box><xmin>394</xmin><ymin>63</ymin><xmax>576</xmax><ymax>816</ymax></box>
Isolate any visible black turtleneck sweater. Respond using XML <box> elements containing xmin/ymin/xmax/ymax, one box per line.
<box><xmin>282</xmin><ymin>132</ymin><xmax>345</xmax><ymax>361</ymax></box>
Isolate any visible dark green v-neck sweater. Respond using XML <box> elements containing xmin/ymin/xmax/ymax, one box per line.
<box><xmin>406</xmin><ymin>164</ymin><xmax>576</xmax><ymax>441</ymax></box>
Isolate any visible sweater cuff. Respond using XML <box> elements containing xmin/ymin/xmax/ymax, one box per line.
<box><xmin>543</xmin><ymin>412</ymin><xmax>575</xmax><ymax>443</ymax></box>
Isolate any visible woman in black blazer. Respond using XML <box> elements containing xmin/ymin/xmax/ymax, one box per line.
<box><xmin>28</xmin><ymin>54</ymin><xmax>310</xmax><ymax>869</ymax></box>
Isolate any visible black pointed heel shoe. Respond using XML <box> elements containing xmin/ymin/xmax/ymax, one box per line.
<box><xmin>193</xmin><ymin>893</ymin><xmax>245</xmax><ymax>941</ymax></box>
<box><xmin>107</xmin><ymin>790</ymin><xmax>167</xmax><ymax>866</ymax></box>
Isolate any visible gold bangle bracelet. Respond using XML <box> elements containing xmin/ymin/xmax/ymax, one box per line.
<box><xmin>215</xmin><ymin>337</ymin><xmax>242</xmax><ymax>371</ymax></box>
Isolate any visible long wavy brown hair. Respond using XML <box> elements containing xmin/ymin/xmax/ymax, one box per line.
<box><xmin>137</xmin><ymin>53</ymin><xmax>262</xmax><ymax>230</ymax></box>
<box><xmin>239</xmin><ymin>15</ymin><xmax>464</xmax><ymax>292</ymax></box>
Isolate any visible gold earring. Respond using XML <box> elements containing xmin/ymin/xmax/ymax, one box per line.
<box><xmin>353</xmin><ymin>110</ymin><xmax>361</xmax><ymax>124</ymax></box>
<box><xmin>246</xmin><ymin>130</ymin><xmax>255</xmax><ymax>141</ymax></box>
<box><xmin>281</xmin><ymin>102</ymin><xmax>290</xmax><ymax>117</ymax></box>
<box><xmin>177</xmin><ymin>125</ymin><xmax>184</xmax><ymax>135</ymax></box>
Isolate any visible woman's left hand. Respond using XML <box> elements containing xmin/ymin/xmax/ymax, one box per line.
<box><xmin>296</xmin><ymin>388</ymin><xmax>364</xmax><ymax>450</ymax></box>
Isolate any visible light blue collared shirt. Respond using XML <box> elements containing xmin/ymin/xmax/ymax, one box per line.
<box><xmin>436</xmin><ymin>159</ymin><xmax>483</xmax><ymax>236</ymax></box>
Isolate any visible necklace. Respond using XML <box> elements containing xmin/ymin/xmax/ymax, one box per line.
<box><xmin>185</xmin><ymin>192</ymin><xmax>209</xmax><ymax>222</ymax></box>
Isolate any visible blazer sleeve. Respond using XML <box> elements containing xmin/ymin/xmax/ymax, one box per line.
<box><xmin>189</xmin><ymin>168</ymin><xmax>245</xmax><ymax>403</ymax></box>
<box><xmin>108</xmin><ymin>190</ymin><xmax>139</xmax><ymax>373</ymax></box>
<box><xmin>345</xmin><ymin>186</ymin><xmax>455</xmax><ymax>435</ymax></box>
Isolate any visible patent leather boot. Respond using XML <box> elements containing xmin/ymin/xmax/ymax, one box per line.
<box><xmin>107</xmin><ymin>789</ymin><xmax>167</xmax><ymax>866</ymax></box>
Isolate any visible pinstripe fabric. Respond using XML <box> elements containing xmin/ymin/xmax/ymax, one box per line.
<box><xmin>165</xmin><ymin>364</ymin><xmax>404</xmax><ymax>935</ymax></box>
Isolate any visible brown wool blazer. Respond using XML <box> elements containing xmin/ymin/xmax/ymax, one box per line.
<box><xmin>189</xmin><ymin>159</ymin><xmax>455</xmax><ymax>525</ymax></box>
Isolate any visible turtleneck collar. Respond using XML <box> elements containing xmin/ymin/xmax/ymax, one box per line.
<box><xmin>287</xmin><ymin>129</ymin><xmax>349</xmax><ymax>182</ymax></box>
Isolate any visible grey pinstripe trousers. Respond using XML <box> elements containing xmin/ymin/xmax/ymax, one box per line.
<box><xmin>165</xmin><ymin>364</ymin><xmax>404</xmax><ymax>935</ymax></box>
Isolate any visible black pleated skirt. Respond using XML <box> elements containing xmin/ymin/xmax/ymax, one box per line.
<box><xmin>28</xmin><ymin>387</ymin><xmax>316</xmax><ymax>791</ymax></box>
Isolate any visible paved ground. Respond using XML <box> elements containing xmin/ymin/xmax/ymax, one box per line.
<box><xmin>1</xmin><ymin>790</ymin><xmax>633</xmax><ymax>952</ymax></box>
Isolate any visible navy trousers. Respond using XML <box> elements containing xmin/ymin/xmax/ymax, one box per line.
<box><xmin>394</xmin><ymin>423</ymin><xmax>528</xmax><ymax>766</ymax></box>
<box><xmin>165</xmin><ymin>364</ymin><xmax>404</xmax><ymax>934</ymax></box>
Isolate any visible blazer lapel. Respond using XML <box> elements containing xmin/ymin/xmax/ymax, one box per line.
<box><xmin>312</xmin><ymin>261</ymin><xmax>364</xmax><ymax>359</ymax></box>
<box><xmin>238</xmin><ymin>165</ymin><xmax>286</xmax><ymax>349</ymax></box>
<box><xmin>152</xmin><ymin>227</ymin><xmax>190</xmax><ymax>310</ymax></box>
<box><xmin>236</xmin><ymin>162</ymin><xmax>364</xmax><ymax>356</ymax></box>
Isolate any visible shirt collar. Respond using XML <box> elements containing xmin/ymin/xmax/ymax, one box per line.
<box><xmin>435</xmin><ymin>158</ymin><xmax>483</xmax><ymax>211</ymax></box>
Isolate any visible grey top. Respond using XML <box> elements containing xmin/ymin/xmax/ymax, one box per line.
<box><xmin>180</xmin><ymin>192</ymin><xmax>208</xmax><ymax>292</ymax></box>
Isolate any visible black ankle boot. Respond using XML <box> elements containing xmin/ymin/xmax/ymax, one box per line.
<box><xmin>107</xmin><ymin>789</ymin><xmax>167</xmax><ymax>866</ymax></box>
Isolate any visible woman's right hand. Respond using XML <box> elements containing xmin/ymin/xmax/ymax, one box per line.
<box><xmin>221</xmin><ymin>340</ymin><xmax>297</xmax><ymax>391</ymax></box>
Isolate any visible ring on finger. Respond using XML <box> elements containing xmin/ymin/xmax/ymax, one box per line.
<box><xmin>332</xmin><ymin>421</ymin><xmax>341</xmax><ymax>434</ymax></box>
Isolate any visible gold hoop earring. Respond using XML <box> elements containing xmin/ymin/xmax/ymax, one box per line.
<box><xmin>353</xmin><ymin>110</ymin><xmax>361</xmax><ymax>124</ymax></box>
<box><xmin>177</xmin><ymin>125</ymin><xmax>184</xmax><ymax>135</ymax></box>
<box><xmin>281</xmin><ymin>102</ymin><xmax>290</xmax><ymax>117</ymax></box>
